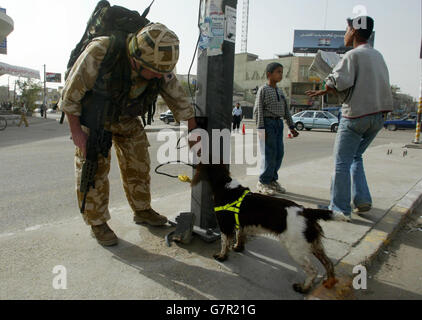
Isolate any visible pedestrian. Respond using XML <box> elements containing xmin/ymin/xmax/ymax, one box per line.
<box><xmin>232</xmin><ymin>103</ymin><xmax>243</xmax><ymax>133</ymax></box>
<box><xmin>40</xmin><ymin>104</ymin><xmax>44</xmax><ymax>118</ymax></box>
<box><xmin>306</xmin><ymin>16</ymin><xmax>393</xmax><ymax>222</ymax></box>
<box><xmin>254</xmin><ymin>62</ymin><xmax>299</xmax><ymax>196</ymax></box>
<box><xmin>18</xmin><ymin>103</ymin><xmax>29</xmax><ymax>128</ymax></box>
<box><xmin>59</xmin><ymin>23</ymin><xmax>198</xmax><ymax>247</ymax></box>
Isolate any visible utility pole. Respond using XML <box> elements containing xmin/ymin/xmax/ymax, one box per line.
<box><xmin>43</xmin><ymin>64</ymin><xmax>47</xmax><ymax>119</ymax></box>
<box><xmin>414</xmin><ymin>1</ymin><xmax>422</xmax><ymax>144</ymax></box>
<box><xmin>167</xmin><ymin>0</ymin><xmax>238</xmax><ymax>245</ymax></box>
<box><xmin>415</xmin><ymin>55</ymin><xmax>422</xmax><ymax>144</ymax></box>
<box><xmin>241</xmin><ymin>0</ymin><xmax>249</xmax><ymax>53</ymax></box>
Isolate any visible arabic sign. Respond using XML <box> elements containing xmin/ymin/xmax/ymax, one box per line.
<box><xmin>46</xmin><ymin>72</ymin><xmax>62</xmax><ymax>83</ymax></box>
<box><xmin>293</xmin><ymin>30</ymin><xmax>375</xmax><ymax>54</ymax></box>
<box><xmin>0</xmin><ymin>62</ymin><xmax>40</xmax><ymax>79</ymax></box>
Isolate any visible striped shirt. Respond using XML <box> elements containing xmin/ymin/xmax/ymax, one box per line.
<box><xmin>254</xmin><ymin>84</ymin><xmax>295</xmax><ymax>129</ymax></box>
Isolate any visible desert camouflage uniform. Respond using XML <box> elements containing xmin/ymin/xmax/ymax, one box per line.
<box><xmin>59</xmin><ymin>37</ymin><xmax>194</xmax><ymax>226</ymax></box>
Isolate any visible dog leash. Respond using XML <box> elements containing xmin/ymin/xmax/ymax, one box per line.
<box><xmin>154</xmin><ymin>160</ymin><xmax>195</xmax><ymax>183</ymax></box>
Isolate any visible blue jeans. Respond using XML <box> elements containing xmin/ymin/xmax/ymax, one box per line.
<box><xmin>330</xmin><ymin>113</ymin><xmax>384</xmax><ymax>216</ymax></box>
<box><xmin>259</xmin><ymin>118</ymin><xmax>284</xmax><ymax>185</ymax></box>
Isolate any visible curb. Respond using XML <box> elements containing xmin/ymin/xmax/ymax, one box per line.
<box><xmin>306</xmin><ymin>179</ymin><xmax>422</xmax><ymax>300</ymax></box>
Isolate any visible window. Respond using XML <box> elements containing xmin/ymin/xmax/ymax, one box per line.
<box><xmin>302</xmin><ymin>112</ymin><xmax>315</xmax><ymax>118</ymax></box>
<box><xmin>294</xmin><ymin>112</ymin><xmax>305</xmax><ymax>117</ymax></box>
<box><xmin>315</xmin><ymin>112</ymin><xmax>327</xmax><ymax>119</ymax></box>
<box><xmin>324</xmin><ymin>112</ymin><xmax>337</xmax><ymax>119</ymax></box>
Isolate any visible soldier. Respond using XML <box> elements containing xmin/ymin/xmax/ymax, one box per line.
<box><xmin>59</xmin><ymin>23</ymin><xmax>198</xmax><ymax>246</ymax></box>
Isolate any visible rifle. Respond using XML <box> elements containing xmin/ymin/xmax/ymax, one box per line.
<box><xmin>79</xmin><ymin>89</ymin><xmax>113</xmax><ymax>214</ymax></box>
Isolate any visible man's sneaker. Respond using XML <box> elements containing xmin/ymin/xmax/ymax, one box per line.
<box><xmin>332</xmin><ymin>211</ymin><xmax>352</xmax><ymax>223</ymax></box>
<box><xmin>353</xmin><ymin>203</ymin><xmax>372</xmax><ymax>213</ymax></box>
<box><xmin>270</xmin><ymin>181</ymin><xmax>286</xmax><ymax>194</ymax></box>
<box><xmin>134</xmin><ymin>208</ymin><xmax>168</xmax><ymax>226</ymax></box>
<box><xmin>91</xmin><ymin>223</ymin><xmax>118</xmax><ymax>247</ymax></box>
<box><xmin>257</xmin><ymin>182</ymin><xmax>275</xmax><ymax>196</ymax></box>
<box><xmin>318</xmin><ymin>205</ymin><xmax>352</xmax><ymax>223</ymax></box>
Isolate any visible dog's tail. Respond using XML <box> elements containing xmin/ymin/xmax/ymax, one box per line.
<box><xmin>303</xmin><ymin>208</ymin><xmax>347</xmax><ymax>222</ymax></box>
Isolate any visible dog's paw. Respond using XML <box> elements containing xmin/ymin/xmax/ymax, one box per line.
<box><xmin>323</xmin><ymin>277</ymin><xmax>338</xmax><ymax>289</ymax></box>
<box><xmin>292</xmin><ymin>283</ymin><xmax>310</xmax><ymax>294</ymax></box>
<box><xmin>233</xmin><ymin>245</ymin><xmax>245</xmax><ymax>253</ymax></box>
<box><xmin>213</xmin><ymin>253</ymin><xmax>228</xmax><ymax>262</ymax></box>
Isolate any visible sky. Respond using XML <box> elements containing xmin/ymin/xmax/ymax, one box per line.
<box><xmin>0</xmin><ymin>0</ymin><xmax>421</xmax><ymax>99</ymax></box>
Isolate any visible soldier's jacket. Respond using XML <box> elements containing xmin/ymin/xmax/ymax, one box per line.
<box><xmin>59</xmin><ymin>36</ymin><xmax>195</xmax><ymax>122</ymax></box>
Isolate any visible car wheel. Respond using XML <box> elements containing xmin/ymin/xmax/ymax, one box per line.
<box><xmin>387</xmin><ymin>124</ymin><xmax>397</xmax><ymax>131</ymax></box>
<box><xmin>305</xmin><ymin>128</ymin><xmax>312</xmax><ymax>131</ymax></box>
<box><xmin>331</xmin><ymin>124</ymin><xmax>339</xmax><ymax>133</ymax></box>
<box><xmin>296</xmin><ymin>122</ymin><xmax>304</xmax><ymax>131</ymax></box>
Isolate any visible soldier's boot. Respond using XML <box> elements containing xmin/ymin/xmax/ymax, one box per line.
<box><xmin>90</xmin><ymin>223</ymin><xmax>118</xmax><ymax>247</ymax></box>
<box><xmin>134</xmin><ymin>208</ymin><xmax>168</xmax><ymax>226</ymax></box>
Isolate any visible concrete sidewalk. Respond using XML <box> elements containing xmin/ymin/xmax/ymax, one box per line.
<box><xmin>0</xmin><ymin>141</ymin><xmax>421</xmax><ymax>300</ymax></box>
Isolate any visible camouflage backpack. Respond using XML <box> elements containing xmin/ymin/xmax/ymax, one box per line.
<box><xmin>63</xmin><ymin>0</ymin><xmax>158</xmax><ymax>126</ymax></box>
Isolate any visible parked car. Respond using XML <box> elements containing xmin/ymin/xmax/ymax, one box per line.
<box><xmin>34</xmin><ymin>108</ymin><xmax>41</xmax><ymax>113</ymax></box>
<box><xmin>292</xmin><ymin>110</ymin><xmax>339</xmax><ymax>132</ymax></box>
<box><xmin>384</xmin><ymin>115</ymin><xmax>421</xmax><ymax>131</ymax></box>
<box><xmin>160</xmin><ymin>110</ymin><xmax>175</xmax><ymax>124</ymax></box>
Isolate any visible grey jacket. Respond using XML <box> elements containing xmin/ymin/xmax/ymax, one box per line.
<box><xmin>325</xmin><ymin>44</ymin><xmax>393</xmax><ymax>119</ymax></box>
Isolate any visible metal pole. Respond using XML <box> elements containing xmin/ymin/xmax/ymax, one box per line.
<box><xmin>415</xmin><ymin>1</ymin><xmax>422</xmax><ymax>144</ymax></box>
<box><xmin>414</xmin><ymin>69</ymin><xmax>422</xmax><ymax>144</ymax></box>
<box><xmin>43</xmin><ymin>64</ymin><xmax>47</xmax><ymax>119</ymax></box>
<box><xmin>167</xmin><ymin>0</ymin><xmax>238</xmax><ymax>245</ymax></box>
<box><xmin>191</xmin><ymin>0</ymin><xmax>238</xmax><ymax>242</ymax></box>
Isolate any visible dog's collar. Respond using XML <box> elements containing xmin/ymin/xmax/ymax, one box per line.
<box><xmin>214</xmin><ymin>190</ymin><xmax>250</xmax><ymax>230</ymax></box>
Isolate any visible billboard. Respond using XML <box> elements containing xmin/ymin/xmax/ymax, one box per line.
<box><xmin>293</xmin><ymin>30</ymin><xmax>375</xmax><ymax>54</ymax></box>
<box><xmin>46</xmin><ymin>72</ymin><xmax>62</xmax><ymax>83</ymax></box>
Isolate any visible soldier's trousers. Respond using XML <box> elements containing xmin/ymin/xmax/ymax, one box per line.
<box><xmin>75</xmin><ymin>117</ymin><xmax>151</xmax><ymax>226</ymax></box>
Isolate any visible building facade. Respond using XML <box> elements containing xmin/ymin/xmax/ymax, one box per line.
<box><xmin>234</xmin><ymin>52</ymin><xmax>339</xmax><ymax>115</ymax></box>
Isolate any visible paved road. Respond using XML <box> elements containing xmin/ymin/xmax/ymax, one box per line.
<box><xmin>0</xmin><ymin>117</ymin><xmax>417</xmax><ymax>236</ymax></box>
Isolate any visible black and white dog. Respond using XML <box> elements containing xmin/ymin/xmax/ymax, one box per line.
<box><xmin>192</xmin><ymin>164</ymin><xmax>344</xmax><ymax>294</ymax></box>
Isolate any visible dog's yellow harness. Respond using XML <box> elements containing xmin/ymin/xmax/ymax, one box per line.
<box><xmin>214</xmin><ymin>190</ymin><xmax>250</xmax><ymax>230</ymax></box>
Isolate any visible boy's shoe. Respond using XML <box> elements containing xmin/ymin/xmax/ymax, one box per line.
<box><xmin>91</xmin><ymin>223</ymin><xmax>118</xmax><ymax>247</ymax></box>
<box><xmin>353</xmin><ymin>203</ymin><xmax>372</xmax><ymax>213</ymax></box>
<box><xmin>270</xmin><ymin>181</ymin><xmax>286</xmax><ymax>194</ymax></box>
<box><xmin>134</xmin><ymin>208</ymin><xmax>168</xmax><ymax>226</ymax></box>
<box><xmin>257</xmin><ymin>182</ymin><xmax>275</xmax><ymax>196</ymax></box>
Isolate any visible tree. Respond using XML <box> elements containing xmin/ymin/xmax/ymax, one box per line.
<box><xmin>17</xmin><ymin>79</ymin><xmax>42</xmax><ymax>111</ymax></box>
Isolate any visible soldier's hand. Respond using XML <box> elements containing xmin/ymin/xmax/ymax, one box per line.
<box><xmin>72</xmin><ymin>130</ymin><xmax>88</xmax><ymax>159</ymax></box>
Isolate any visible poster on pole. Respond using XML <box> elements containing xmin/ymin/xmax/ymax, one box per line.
<box><xmin>46</xmin><ymin>72</ymin><xmax>62</xmax><ymax>83</ymax></box>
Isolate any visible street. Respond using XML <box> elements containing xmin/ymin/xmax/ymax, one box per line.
<box><xmin>0</xmin><ymin>117</ymin><xmax>416</xmax><ymax>236</ymax></box>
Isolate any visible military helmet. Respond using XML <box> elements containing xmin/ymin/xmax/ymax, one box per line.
<box><xmin>129</xmin><ymin>23</ymin><xmax>180</xmax><ymax>74</ymax></box>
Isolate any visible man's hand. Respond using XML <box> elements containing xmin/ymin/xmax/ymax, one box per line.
<box><xmin>305</xmin><ymin>89</ymin><xmax>328</xmax><ymax>98</ymax></box>
<box><xmin>306</xmin><ymin>85</ymin><xmax>335</xmax><ymax>98</ymax></box>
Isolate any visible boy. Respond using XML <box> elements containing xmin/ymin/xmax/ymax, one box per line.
<box><xmin>254</xmin><ymin>63</ymin><xmax>299</xmax><ymax>196</ymax></box>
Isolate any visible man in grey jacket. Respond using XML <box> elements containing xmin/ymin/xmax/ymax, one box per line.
<box><xmin>306</xmin><ymin>16</ymin><xmax>393</xmax><ymax>221</ymax></box>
